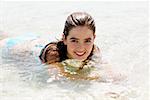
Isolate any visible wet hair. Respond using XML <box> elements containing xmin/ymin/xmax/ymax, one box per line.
<box><xmin>39</xmin><ymin>12</ymin><xmax>97</xmax><ymax>63</ymax></box>
<box><xmin>63</xmin><ymin>12</ymin><xmax>96</xmax><ymax>38</ymax></box>
<box><xmin>60</xmin><ymin>12</ymin><xmax>96</xmax><ymax>61</ymax></box>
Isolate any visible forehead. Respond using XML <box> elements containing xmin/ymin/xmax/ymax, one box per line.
<box><xmin>68</xmin><ymin>26</ymin><xmax>94</xmax><ymax>39</ymax></box>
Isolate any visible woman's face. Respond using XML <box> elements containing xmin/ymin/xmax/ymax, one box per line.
<box><xmin>63</xmin><ymin>26</ymin><xmax>95</xmax><ymax>61</ymax></box>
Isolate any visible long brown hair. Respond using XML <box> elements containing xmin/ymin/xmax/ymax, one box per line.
<box><xmin>39</xmin><ymin>12</ymin><xmax>97</xmax><ymax>63</ymax></box>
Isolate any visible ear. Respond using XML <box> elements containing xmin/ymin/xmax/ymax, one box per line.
<box><xmin>62</xmin><ymin>34</ymin><xmax>67</xmax><ymax>45</ymax></box>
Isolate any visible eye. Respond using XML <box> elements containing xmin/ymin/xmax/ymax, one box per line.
<box><xmin>70</xmin><ymin>39</ymin><xmax>78</xmax><ymax>43</ymax></box>
<box><xmin>85</xmin><ymin>39</ymin><xmax>92</xmax><ymax>43</ymax></box>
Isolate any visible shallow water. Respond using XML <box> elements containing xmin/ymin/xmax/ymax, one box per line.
<box><xmin>0</xmin><ymin>1</ymin><xmax>149</xmax><ymax>100</ymax></box>
<box><xmin>0</xmin><ymin>33</ymin><xmax>147</xmax><ymax>100</ymax></box>
<box><xmin>0</xmin><ymin>58</ymin><xmax>138</xmax><ymax>100</ymax></box>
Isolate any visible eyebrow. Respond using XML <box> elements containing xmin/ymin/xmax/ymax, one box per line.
<box><xmin>70</xmin><ymin>37</ymin><xmax>92</xmax><ymax>40</ymax></box>
<box><xmin>85</xmin><ymin>38</ymin><xmax>92</xmax><ymax>40</ymax></box>
<box><xmin>70</xmin><ymin>37</ymin><xmax>79</xmax><ymax>40</ymax></box>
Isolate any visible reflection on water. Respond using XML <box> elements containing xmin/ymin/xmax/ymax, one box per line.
<box><xmin>0</xmin><ymin>34</ymin><xmax>142</xmax><ymax>100</ymax></box>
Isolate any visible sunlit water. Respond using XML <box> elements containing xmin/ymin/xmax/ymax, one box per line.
<box><xmin>0</xmin><ymin>1</ymin><xmax>148</xmax><ymax>100</ymax></box>
<box><xmin>0</xmin><ymin>33</ymin><xmax>146</xmax><ymax>100</ymax></box>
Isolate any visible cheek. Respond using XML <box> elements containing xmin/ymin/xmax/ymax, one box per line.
<box><xmin>85</xmin><ymin>43</ymin><xmax>94</xmax><ymax>48</ymax></box>
<box><xmin>85</xmin><ymin>44</ymin><xmax>94</xmax><ymax>52</ymax></box>
<box><xmin>66</xmin><ymin>43</ymin><xmax>75</xmax><ymax>52</ymax></box>
<box><xmin>67</xmin><ymin>42</ymin><xmax>77</xmax><ymax>49</ymax></box>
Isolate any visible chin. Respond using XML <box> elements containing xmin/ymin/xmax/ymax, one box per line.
<box><xmin>71</xmin><ymin>54</ymin><xmax>88</xmax><ymax>61</ymax></box>
<box><xmin>75</xmin><ymin>57</ymin><xmax>87</xmax><ymax>61</ymax></box>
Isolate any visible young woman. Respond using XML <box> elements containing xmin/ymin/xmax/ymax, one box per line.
<box><xmin>39</xmin><ymin>12</ymin><xmax>101</xmax><ymax>65</ymax></box>
<box><xmin>39</xmin><ymin>12</ymin><xmax>103</xmax><ymax>80</ymax></box>
<box><xmin>39</xmin><ymin>12</ymin><xmax>126</xmax><ymax>81</ymax></box>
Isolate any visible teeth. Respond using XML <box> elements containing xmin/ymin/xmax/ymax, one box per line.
<box><xmin>75</xmin><ymin>52</ymin><xmax>85</xmax><ymax>56</ymax></box>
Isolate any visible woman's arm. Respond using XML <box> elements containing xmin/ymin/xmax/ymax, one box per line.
<box><xmin>39</xmin><ymin>42</ymin><xmax>60</xmax><ymax>64</ymax></box>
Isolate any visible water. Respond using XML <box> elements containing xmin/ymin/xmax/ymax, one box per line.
<box><xmin>0</xmin><ymin>33</ymin><xmax>147</xmax><ymax>100</ymax></box>
<box><xmin>0</xmin><ymin>1</ymin><xmax>149</xmax><ymax>100</ymax></box>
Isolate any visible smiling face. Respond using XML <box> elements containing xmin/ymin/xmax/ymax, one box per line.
<box><xmin>63</xmin><ymin>26</ymin><xmax>95</xmax><ymax>61</ymax></box>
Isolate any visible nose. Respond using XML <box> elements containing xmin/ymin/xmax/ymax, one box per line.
<box><xmin>76</xmin><ymin>43</ymin><xmax>85</xmax><ymax>51</ymax></box>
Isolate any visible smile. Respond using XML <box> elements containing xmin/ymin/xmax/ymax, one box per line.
<box><xmin>75</xmin><ymin>52</ymin><xmax>86</xmax><ymax>56</ymax></box>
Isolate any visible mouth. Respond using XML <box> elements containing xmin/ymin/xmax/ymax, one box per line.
<box><xmin>75</xmin><ymin>52</ymin><xmax>86</xmax><ymax>56</ymax></box>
